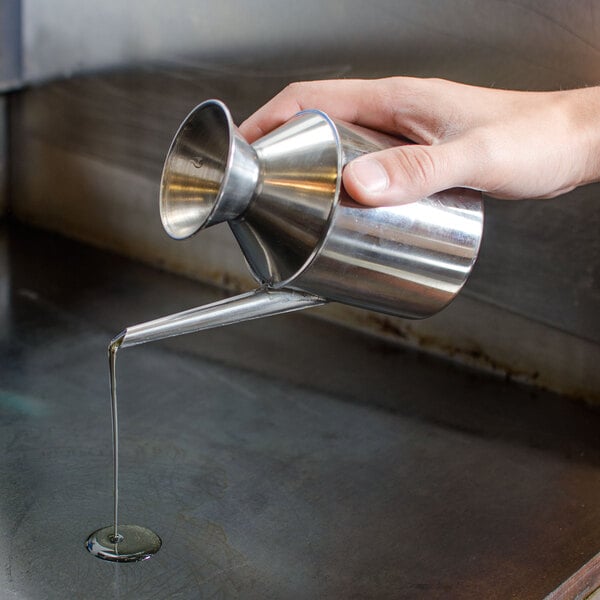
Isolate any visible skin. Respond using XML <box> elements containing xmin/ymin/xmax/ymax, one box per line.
<box><xmin>239</xmin><ymin>77</ymin><xmax>600</xmax><ymax>206</ymax></box>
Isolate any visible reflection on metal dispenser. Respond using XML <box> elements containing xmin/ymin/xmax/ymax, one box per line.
<box><xmin>119</xmin><ymin>99</ymin><xmax>483</xmax><ymax>348</ymax></box>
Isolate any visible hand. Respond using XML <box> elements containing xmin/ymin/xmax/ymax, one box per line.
<box><xmin>239</xmin><ymin>78</ymin><xmax>600</xmax><ymax>206</ymax></box>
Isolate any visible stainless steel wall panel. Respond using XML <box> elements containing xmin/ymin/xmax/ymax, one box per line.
<box><xmin>0</xmin><ymin>97</ymin><xmax>6</xmax><ymax>216</ymax></box>
<box><xmin>20</xmin><ymin>0</ymin><xmax>600</xmax><ymax>88</ymax></box>
<box><xmin>0</xmin><ymin>0</ymin><xmax>21</xmax><ymax>91</ymax></box>
<box><xmin>10</xmin><ymin>68</ymin><xmax>600</xmax><ymax>341</ymax></box>
<box><xmin>8</xmin><ymin>0</ymin><xmax>600</xmax><ymax>398</ymax></box>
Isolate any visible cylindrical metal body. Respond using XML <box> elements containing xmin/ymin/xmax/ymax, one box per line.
<box><xmin>290</xmin><ymin>186</ymin><xmax>482</xmax><ymax>318</ymax></box>
<box><xmin>232</xmin><ymin>109</ymin><xmax>483</xmax><ymax>319</ymax></box>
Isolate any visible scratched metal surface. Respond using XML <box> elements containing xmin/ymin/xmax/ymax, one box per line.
<box><xmin>2</xmin><ymin>222</ymin><xmax>600</xmax><ymax>599</ymax></box>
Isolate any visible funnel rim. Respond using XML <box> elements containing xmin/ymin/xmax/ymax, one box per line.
<box><xmin>271</xmin><ymin>108</ymin><xmax>344</xmax><ymax>290</ymax></box>
<box><xmin>159</xmin><ymin>98</ymin><xmax>235</xmax><ymax>240</ymax></box>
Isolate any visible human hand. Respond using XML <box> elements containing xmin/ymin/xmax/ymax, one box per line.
<box><xmin>239</xmin><ymin>78</ymin><xmax>600</xmax><ymax>206</ymax></box>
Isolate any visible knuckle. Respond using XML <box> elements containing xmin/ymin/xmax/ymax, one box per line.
<box><xmin>280</xmin><ymin>81</ymin><xmax>313</xmax><ymax>113</ymax></box>
<box><xmin>283</xmin><ymin>81</ymin><xmax>309</xmax><ymax>97</ymax></box>
<box><xmin>388</xmin><ymin>146</ymin><xmax>439</xmax><ymax>192</ymax></box>
<box><xmin>284</xmin><ymin>81</ymin><xmax>301</xmax><ymax>94</ymax></box>
<box><xmin>423</xmin><ymin>77</ymin><xmax>449</xmax><ymax>88</ymax></box>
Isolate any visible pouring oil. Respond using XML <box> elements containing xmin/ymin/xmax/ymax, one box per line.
<box><xmin>85</xmin><ymin>333</ymin><xmax>162</xmax><ymax>562</ymax></box>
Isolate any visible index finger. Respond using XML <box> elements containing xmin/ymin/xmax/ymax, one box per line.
<box><xmin>238</xmin><ymin>77</ymin><xmax>457</xmax><ymax>144</ymax></box>
<box><xmin>238</xmin><ymin>78</ymin><xmax>392</xmax><ymax>143</ymax></box>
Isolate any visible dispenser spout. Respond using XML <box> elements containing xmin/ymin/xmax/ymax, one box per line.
<box><xmin>119</xmin><ymin>287</ymin><xmax>326</xmax><ymax>349</ymax></box>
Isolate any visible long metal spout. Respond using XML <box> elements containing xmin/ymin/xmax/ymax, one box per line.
<box><xmin>118</xmin><ymin>287</ymin><xmax>326</xmax><ymax>349</ymax></box>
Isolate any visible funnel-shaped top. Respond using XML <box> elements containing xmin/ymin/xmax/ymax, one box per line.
<box><xmin>229</xmin><ymin>110</ymin><xmax>342</xmax><ymax>286</ymax></box>
<box><xmin>160</xmin><ymin>100</ymin><xmax>259</xmax><ymax>239</ymax></box>
<box><xmin>160</xmin><ymin>100</ymin><xmax>342</xmax><ymax>286</ymax></box>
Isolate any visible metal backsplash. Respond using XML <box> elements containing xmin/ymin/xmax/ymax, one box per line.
<box><xmin>6</xmin><ymin>0</ymin><xmax>600</xmax><ymax>398</ymax></box>
<box><xmin>0</xmin><ymin>0</ymin><xmax>20</xmax><ymax>91</ymax></box>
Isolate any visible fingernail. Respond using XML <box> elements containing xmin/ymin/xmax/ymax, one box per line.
<box><xmin>349</xmin><ymin>158</ymin><xmax>389</xmax><ymax>193</ymax></box>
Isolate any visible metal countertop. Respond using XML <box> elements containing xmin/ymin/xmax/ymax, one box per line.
<box><xmin>1</xmin><ymin>222</ymin><xmax>600</xmax><ymax>599</ymax></box>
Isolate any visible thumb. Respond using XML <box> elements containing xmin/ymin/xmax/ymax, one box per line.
<box><xmin>343</xmin><ymin>142</ymin><xmax>474</xmax><ymax>206</ymax></box>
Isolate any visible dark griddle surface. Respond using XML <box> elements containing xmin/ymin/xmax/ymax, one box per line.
<box><xmin>1</xmin><ymin>222</ymin><xmax>599</xmax><ymax>599</ymax></box>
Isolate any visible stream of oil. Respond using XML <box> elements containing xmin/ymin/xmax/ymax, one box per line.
<box><xmin>85</xmin><ymin>332</ymin><xmax>162</xmax><ymax>562</ymax></box>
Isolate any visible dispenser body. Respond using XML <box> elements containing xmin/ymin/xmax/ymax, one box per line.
<box><xmin>160</xmin><ymin>100</ymin><xmax>484</xmax><ymax>321</ymax></box>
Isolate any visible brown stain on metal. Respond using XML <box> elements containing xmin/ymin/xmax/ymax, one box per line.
<box><xmin>356</xmin><ymin>312</ymin><xmax>600</xmax><ymax>404</ymax></box>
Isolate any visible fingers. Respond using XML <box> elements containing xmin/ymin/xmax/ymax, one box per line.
<box><xmin>239</xmin><ymin>77</ymin><xmax>461</xmax><ymax>144</ymax></box>
<box><xmin>239</xmin><ymin>77</ymin><xmax>490</xmax><ymax>205</ymax></box>
<box><xmin>239</xmin><ymin>79</ymin><xmax>380</xmax><ymax>143</ymax></box>
<box><xmin>343</xmin><ymin>140</ymin><xmax>479</xmax><ymax>206</ymax></box>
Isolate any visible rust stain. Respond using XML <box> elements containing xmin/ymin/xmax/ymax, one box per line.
<box><xmin>353</xmin><ymin>312</ymin><xmax>600</xmax><ymax>405</ymax></box>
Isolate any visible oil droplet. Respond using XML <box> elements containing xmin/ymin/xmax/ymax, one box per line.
<box><xmin>86</xmin><ymin>524</ymin><xmax>162</xmax><ymax>562</ymax></box>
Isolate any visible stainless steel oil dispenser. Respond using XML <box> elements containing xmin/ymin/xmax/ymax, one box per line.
<box><xmin>119</xmin><ymin>99</ymin><xmax>483</xmax><ymax>348</ymax></box>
